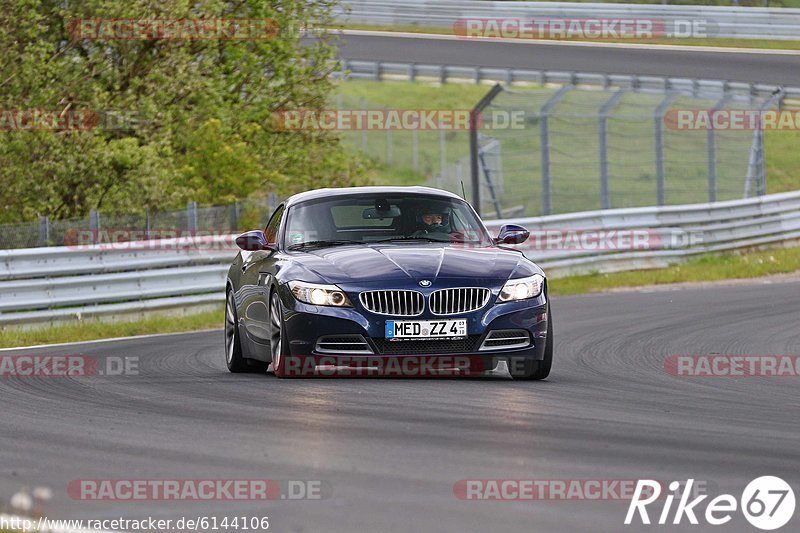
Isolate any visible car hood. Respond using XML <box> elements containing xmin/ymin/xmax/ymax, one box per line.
<box><xmin>283</xmin><ymin>244</ymin><xmax>540</xmax><ymax>287</ymax></box>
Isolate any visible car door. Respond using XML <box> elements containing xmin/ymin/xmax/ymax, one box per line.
<box><xmin>239</xmin><ymin>204</ymin><xmax>284</xmax><ymax>354</ymax></box>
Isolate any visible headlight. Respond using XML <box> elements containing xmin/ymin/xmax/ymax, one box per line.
<box><xmin>288</xmin><ymin>281</ymin><xmax>352</xmax><ymax>307</ymax></box>
<box><xmin>497</xmin><ymin>274</ymin><xmax>545</xmax><ymax>302</ymax></box>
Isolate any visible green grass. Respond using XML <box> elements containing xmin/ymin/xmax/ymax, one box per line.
<box><xmin>0</xmin><ymin>307</ymin><xmax>223</xmax><ymax>349</ymax></box>
<box><xmin>550</xmin><ymin>246</ymin><xmax>800</xmax><ymax>296</ymax></box>
<box><xmin>333</xmin><ymin>23</ymin><xmax>800</xmax><ymax>51</ymax></box>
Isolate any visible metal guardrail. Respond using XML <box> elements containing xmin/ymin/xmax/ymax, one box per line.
<box><xmin>485</xmin><ymin>189</ymin><xmax>800</xmax><ymax>275</ymax></box>
<box><xmin>2</xmin><ymin>191</ymin><xmax>799</xmax><ymax>325</ymax></box>
<box><xmin>335</xmin><ymin>1</ymin><xmax>800</xmax><ymax>40</ymax></box>
<box><xmin>338</xmin><ymin>59</ymin><xmax>800</xmax><ymax>102</ymax></box>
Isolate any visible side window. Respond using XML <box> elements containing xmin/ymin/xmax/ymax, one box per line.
<box><xmin>264</xmin><ymin>205</ymin><xmax>285</xmax><ymax>245</ymax></box>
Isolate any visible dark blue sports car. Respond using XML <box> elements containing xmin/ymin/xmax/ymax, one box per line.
<box><xmin>225</xmin><ymin>186</ymin><xmax>552</xmax><ymax>379</ymax></box>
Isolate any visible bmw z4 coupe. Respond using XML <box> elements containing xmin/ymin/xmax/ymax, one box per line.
<box><xmin>225</xmin><ymin>186</ymin><xmax>552</xmax><ymax>380</ymax></box>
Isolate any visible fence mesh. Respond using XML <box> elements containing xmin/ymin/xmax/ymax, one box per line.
<box><xmin>462</xmin><ymin>85</ymin><xmax>774</xmax><ymax>218</ymax></box>
<box><xmin>0</xmin><ymin>196</ymin><xmax>277</xmax><ymax>250</ymax></box>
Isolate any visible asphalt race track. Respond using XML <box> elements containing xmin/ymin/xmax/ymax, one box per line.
<box><xmin>334</xmin><ymin>32</ymin><xmax>800</xmax><ymax>86</ymax></box>
<box><xmin>1</xmin><ymin>280</ymin><xmax>799</xmax><ymax>532</ymax></box>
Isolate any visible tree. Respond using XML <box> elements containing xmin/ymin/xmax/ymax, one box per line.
<box><xmin>0</xmin><ymin>0</ymin><xmax>364</xmax><ymax>223</ymax></box>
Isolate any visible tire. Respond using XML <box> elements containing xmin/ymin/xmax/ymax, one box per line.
<box><xmin>511</xmin><ymin>306</ymin><xmax>553</xmax><ymax>381</ymax></box>
<box><xmin>225</xmin><ymin>288</ymin><xmax>249</xmax><ymax>373</ymax></box>
<box><xmin>269</xmin><ymin>290</ymin><xmax>289</xmax><ymax>378</ymax></box>
<box><xmin>225</xmin><ymin>288</ymin><xmax>269</xmax><ymax>373</ymax></box>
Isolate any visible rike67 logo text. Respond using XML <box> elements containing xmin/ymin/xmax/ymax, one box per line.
<box><xmin>625</xmin><ymin>477</ymin><xmax>796</xmax><ymax>530</ymax></box>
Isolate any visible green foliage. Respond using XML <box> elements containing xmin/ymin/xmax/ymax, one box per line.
<box><xmin>0</xmin><ymin>0</ymin><xmax>366</xmax><ymax>223</ymax></box>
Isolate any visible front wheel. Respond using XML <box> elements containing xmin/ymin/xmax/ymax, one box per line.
<box><xmin>225</xmin><ymin>288</ymin><xmax>269</xmax><ymax>373</ymax></box>
<box><xmin>270</xmin><ymin>290</ymin><xmax>288</xmax><ymax>378</ymax></box>
<box><xmin>225</xmin><ymin>289</ymin><xmax>249</xmax><ymax>373</ymax></box>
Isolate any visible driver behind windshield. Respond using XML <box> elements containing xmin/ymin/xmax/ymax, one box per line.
<box><xmin>412</xmin><ymin>206</ymin><xmax>451</xmax><ymax>237</ymax></box>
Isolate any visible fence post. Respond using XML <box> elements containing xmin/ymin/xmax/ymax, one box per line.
<box><xmin>745</xmin><ymin>88</ymin><xmax>784</xmax><ymax>198</ymax></box>
<box><xmin>439</xmin><ymin>129</ymin><xmax>447</xmax><ymax>180</ymax></box>
<box><xmin>539</xmin><ymin>85</ymin><xmax>574</xmax><ymax>216</ymax></box>
<box><xmin>145</xmin><ymin>209</ymin><xmax>151</xmax><ymax>240</ymax></box>
<box><xmin>655</xmin><ymin>93</ymin><xmax>678</xmax><ymax>206</ymax></box>
<box><xmin>412</xmin><ymin>128</ymin><xmax>419</xmax><ymax>171</ymax></box>
<box><xmin>229</xmin><ymin>202</ymin><xmax>239</xmax><ymax>232</ymax></box>
<box><xmin>599</xmin><ymin>89</ymin><xmax>627</xmax><ymax>210</ymax></box>
<box><xmin>470</xmin><ymin>84</ymin><xmax>504</xmax><ymax>215</ymax></box>
<box><xmin>707</xmin><ymin>95</ymin><xmax>732</xmax><ymax>203</ymax></box>
<box><xmin>37</xmin><ymin>215</ymin><xmax>50</xmax><ymax>247</ymax></box>
<box><xmin>360</xmin><ymin>97</ymin><xmax>367</xmax><ymax>153</ymax></box>
<box><xmin>269</xmin><ymin>192</ymin><xmax>278</xmax><ymax>214</ymax></box>
<box><xmin>187</xmin><ymin>201</ymin><xmax>198</xmax><ymax>232</ymax></box>
<box><xmin>89</xmin><ymin>209</ymin><xmax>100</xmax><ymax>244</ymax></box>
<box><xmin>386</xmin><ymin>108</ymin><xmax>393</xmax><ymax>165</ymax></box>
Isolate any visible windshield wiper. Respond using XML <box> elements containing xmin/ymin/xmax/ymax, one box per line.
<box><xmin>288</xmin><ymin>239</ymin><xmax>366</xmax><ymax>250</ymax></box>
<box><xmin>373</xmin><ymin>236</ymin><xmax>441</xmax><ymax>243</ymax></box>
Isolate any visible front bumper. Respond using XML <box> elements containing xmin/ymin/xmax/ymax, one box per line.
<box><xmin>277</xmin><ymin>287</ymin><xmax>548</xmax><ymax>377</ymax></box>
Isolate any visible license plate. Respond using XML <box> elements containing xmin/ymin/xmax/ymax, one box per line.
<box><xmin>385</xmin><ymin>319</ymin><xmax>467</xmax><ymax>340</ymax></box>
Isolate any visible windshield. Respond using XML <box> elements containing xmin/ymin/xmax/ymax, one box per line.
<box><xmin>283</xmin><ymin>194</ymin><xmax>492</xmax><ymax>249</ymax></box>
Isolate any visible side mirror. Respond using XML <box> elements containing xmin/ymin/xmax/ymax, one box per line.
<box><xmin>495</xmin><ymin>224</ymin><xmax>530</xmax><ymax>245</ymax></box>
<box><xmin>235</xmin><ymin>230</ymin><xmax>274</xmax><ymax>251</ymax></box>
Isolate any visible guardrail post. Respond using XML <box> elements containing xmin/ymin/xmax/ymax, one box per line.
<box><xmin>539</xmin><ymin>85</ymin><xmax>574</xmax><ymax>216</ymax></box>
<box><xmin>187</xmin><ymin>201</ymin><xmax>198</xmax><ymax>233</ymax></box>
<box><xmin>37</xmin><ymin>215</ymin><xmax>50</xmax><ymax>247</ymax></box>
<box><xmin>89</xmin><ymin>209</ymin><xmax>100</xmax><ymax>244</ymax></box>
<box><xmin>655</xmin><ymin>93</ymin><xmax>678</xmax><ymax>206</ymax></box>
<box><xmin>409</xmin><ymin>63</ymin><xmax>416</xmax><ymax>82</ymax></box>
<box><xmin>599</xmin><ymin>89</ymin><xmax>627</xmax><ymax>210</ymax></box>
<box><xmin>708</xmin><ymin>95</ymin><xmax>732</xmax><ymax>203</ymax></box>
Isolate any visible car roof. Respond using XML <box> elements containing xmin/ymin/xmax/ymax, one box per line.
<box><xmin>284</xmin><ymin>186</ymin><xmax>465</xmax><ymax>208</ymax></box>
